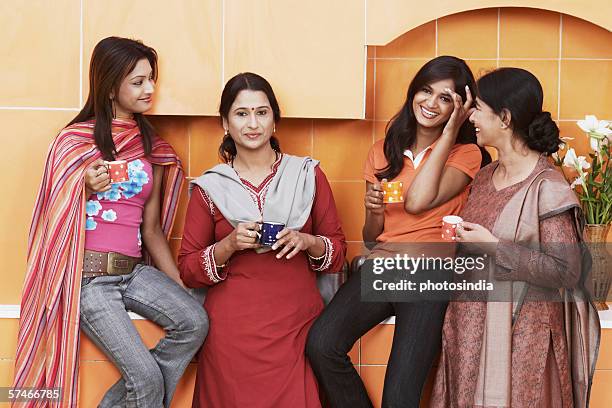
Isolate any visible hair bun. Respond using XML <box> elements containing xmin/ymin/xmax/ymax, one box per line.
<box><xmin>526</xmin><ymin>112</ymin><xmax>560</xmax><ymax>154</ymax></box>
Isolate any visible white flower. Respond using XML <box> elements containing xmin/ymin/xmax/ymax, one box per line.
<box><xmin>590</xmin><ymin>137</ymin><xmax>601</xmax><ymax>153</ymax></box>
<box><xmin>570</xmin><ymin>175</ymin><xmax>587</xmax><ymax>190</ymax></box>
<box><xmin>562</xmin><ymin>148</ymin><xmax>590</xmax><ymax>170</ymax></box>
<box><xmin>551</xmin><ymin>151</ymin><xmax>560</xmax><ymax>162</ymax></box>
<box><xmin>577</xmin><ymin>115</ymin><xmax>611</xmax><ymax>153</ymax></box>
<box><xmin>562</xmin><ymin>148</ymin><xmax>576</xmax><ymax>168</ymax></box>
<box><xmin>577</xmin><ymin>156</ymin><xmax>591</xmax><ymax>170</ymax></box>
<box><xmin>552</xmin><ymin>140</ymin><xmax>571</xmax><ymax>162</ymax></box>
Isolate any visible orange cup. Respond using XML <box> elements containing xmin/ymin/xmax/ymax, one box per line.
<box><xmin>105</xmin><ymin>160</ymin><xmax>129</xmax><ymax>184</ymax></box>
<box><xmin>442</xmin><ymin>215</ymin><xmax>463</xmax><ymax>241</ymax></box>
<box><xmin>381</xmin><ymin>181</ymin><xmax>403</xmax><ymax>204</ymax></box>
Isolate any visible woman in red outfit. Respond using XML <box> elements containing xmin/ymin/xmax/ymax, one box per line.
<box><xmin>178</xmin><ymin>72</ymin><xmax>346</xmax><ymax>408</ymax></box>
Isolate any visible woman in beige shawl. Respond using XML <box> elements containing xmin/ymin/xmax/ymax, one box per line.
<box><xmin>430</xmin><ymin>68</ymin><xmax>600</xmax><ymax>408</ymax></box>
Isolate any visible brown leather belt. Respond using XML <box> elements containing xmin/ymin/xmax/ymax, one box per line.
<box><xmin>82</xmin><ymin>250</ymin><xmax>141</xmax><ymax>278</ymax></box>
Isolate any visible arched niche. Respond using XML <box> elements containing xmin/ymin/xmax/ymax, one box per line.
<box><xmin>367</xmin><ymin>0</ymin><xmax>610</xmax><ymax>45</ymax></box>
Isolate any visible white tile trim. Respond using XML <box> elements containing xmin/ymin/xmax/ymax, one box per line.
<box><xmin>1</xmin><ymin>304</ymin><xmax>610</xmax><ymax>328</ymax></box>
<box><xmin>558</xmin><ymin>118</ymin><xmax>612</xmax><ymax>122</ymax></box>
<box><xmin>79</xmin><ymin>0</ymin><xmax>84</xmax><ymax>107</ymax></box>
<box><xmin>557</xmin><ymin>14</ymin><xmax>563</xmax><ymax>121</ymax></box>
<box><xmin>0</xmin><ymin>305</ymin><xmax>20</xmax><ymax>318</ymax></box>
<box><xmin>372</xmin><ymin>47</ymin><xmax>377</xmax><ymax>140</ymax></box>
<box><xmin>0</xmin><ymin>304</ymin><xmax>144</xmax><ymax>320</ymax></box>
<box><xmin>363</xmin><ymin>0</ymin><xmax>367</xmax><ymax>119</ymax></box>
<box><xmin>310</xmin><ymin>120</ymin><xmax>314</xmax><ymax>156</ymax></box>
<box><xmin>370</xmin><ymin>57</ymin><xmax>612</xmax><ymax>61</ymax></box>
<box><xmin>434</xmin><ymin>19</ymin><xmax>438</xmax><ymax>57</ymax></box>
<box><xmin>598</xmin><ymin>308</ymin><xmax>612</xmax><ymax>329</ymax></box>
<box><xmin>363</xmin><ymin>44</ymin><xmax>367</xmax><ymax>119</ymax></box>
<box><xmin>382</xmin><ymin>309</ymin><xmax>612</xmax><ymax>328</ymax></box>
<box><xmin>0</xmin><ymin>107</ymin><xmax>80</xmax><ymax>111</ymax></box>
<box><xmin>496</xmin><ymin>8</ymin><xmax>501</xmax><ymax>68</ymax></box>
<box><xmin>221</xmin><ymin>0</ymin><xmax>225</xmax><ymax>90</ymax></box>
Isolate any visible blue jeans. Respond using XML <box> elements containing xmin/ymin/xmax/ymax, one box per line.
<box><xmin>80</xmin><ymin>264</ymin><xmax>208</xmax><ymax>408</ymax></box>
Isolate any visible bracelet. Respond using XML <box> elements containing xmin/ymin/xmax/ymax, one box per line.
<box><xmin>213</xmin><ymin>245</ymin><xmax>227</xmax><ymax>269</ymax></box>
<box><xmin>307</xmin><ymin>252</ymin><xmax>325</xmax><ymax>261</ymax></box>
<box><xmin>307</xmin><ymin>235</ymin><xmax>326</xmax><ymax>260</ymax></box>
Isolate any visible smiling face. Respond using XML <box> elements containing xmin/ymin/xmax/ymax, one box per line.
<box><xmin>113</xmin><ymin>58</ymin><xmax>155</xmax><ymax>119</ymax></box>
<box><xmin>411</xmin><ymin>78</ymin><xmax>455</xmax><ymax>131</ymax></box>
<box><xmin>469</xmin><ymin>97</ymin><xmax>504</xmax><ymax>147</ymax></box>
<box><xmin>223</xmin><ymin>90</ymin><xmax>275</xmax><ymax>153</ymax></box>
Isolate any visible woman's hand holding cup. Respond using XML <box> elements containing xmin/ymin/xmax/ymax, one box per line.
<box><xmin>455</xmin><ymin>221</ymin><xmax>499</xmax><ymax>255</ymax></box>
<box><xmin>365</xmin><ymin>180</ymin><xmax>385</xmax><ymax>215</ymax></box>
<box><xmin>84</xmin><ymin>159</ymin><xmax>111</xmax><ymax>196</ymax></box>
<box><xmin>228</xmin><ymin>221</ymin><xmax>262</xmax><ymax>252</ymax></box>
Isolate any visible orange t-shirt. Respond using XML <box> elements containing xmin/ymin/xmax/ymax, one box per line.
<box><xmin>363</xmin><ymin>139</ymin><xmax>482</xmax><ymax>243</ymax></box>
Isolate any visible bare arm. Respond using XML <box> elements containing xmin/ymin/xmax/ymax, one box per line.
<box><xmin>403</xmin><ymin>141</ymin><xmax>472</xmax><ymax>213</ymax></box>
<box><xmin>363</xmin><ymin>181</ymin><xmax>385</xmax><ymax>243</ymax></box>
<box><xmin>141</xmin><ymin>165</ymin><xmax>184</xmax><ymax>287</ymax></box>
<box><xmin>404</xmin><ymin>85</ymin><xmax>475</xmax><ymax>214</ymax></box>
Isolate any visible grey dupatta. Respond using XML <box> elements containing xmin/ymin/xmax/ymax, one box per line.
<box><xmin>190</xmin><ymin>154</ymin><xmax>319</xmax><ymax>231</ymax></box>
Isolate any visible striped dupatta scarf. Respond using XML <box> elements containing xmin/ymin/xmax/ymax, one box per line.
<box><xmin>13</xmin><ymin>118</ymin><xmax>184</xmax><ymax>407</ymax></box>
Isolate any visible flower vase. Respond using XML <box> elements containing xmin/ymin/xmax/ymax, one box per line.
<box><xmin>585</xmin><ymin>224</ymin><xmax>611</xmax><ymax>311</ymax></box>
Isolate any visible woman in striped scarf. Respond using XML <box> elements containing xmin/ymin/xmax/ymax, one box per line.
<box><xmin>13</xmin><ymin>37</ymin><xmax>208</xmax><ymax>407</ymax></box>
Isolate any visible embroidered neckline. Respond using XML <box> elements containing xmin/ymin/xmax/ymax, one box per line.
<box><xmin>241</xmin><ymin>154</ymin><xmax>282</xmax><ymax>214</ymax></box>
<box><xmin>232</xmin><ymin>153</ymin><xmax>282</xmax><ymax>192</ymax></box>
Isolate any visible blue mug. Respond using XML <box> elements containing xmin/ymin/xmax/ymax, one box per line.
<box><xmin>259</xmin><ymin>222</ymin><xmax>285</xmax><ymax>246</ymax></box>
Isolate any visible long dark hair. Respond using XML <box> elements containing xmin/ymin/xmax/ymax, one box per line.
<box><xmin>477</xmin><ymin>68</ymin><xmax>561</xmax><ymax>154</ymax></box>
<box><xmin>218</xmin><ymin>72</ymin><xmax>281</xmax><ymax>163</ymax></box>
<box><xmin>376</xmin><ymin>56</ymin><xmax>491</xmax><ymax>181</ymax></box>
<box><xmin>67</xmin><ymin>36</ymin><xmax>158</xmax><ymax>160</ymax></box>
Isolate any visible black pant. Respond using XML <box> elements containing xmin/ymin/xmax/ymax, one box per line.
<box><xmin>306</xmin><ymin>268</ymin><xmax>447</xmax><ymax>408</ymax></box>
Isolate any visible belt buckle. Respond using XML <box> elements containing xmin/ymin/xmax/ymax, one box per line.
<box><xmin>107</xmin><ymin>252</ymin><xmax>131</xmax><ymax>275</ymax></box>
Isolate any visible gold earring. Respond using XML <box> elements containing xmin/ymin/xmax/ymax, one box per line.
<box><xmin>224</xmin><ymin>129</ymin><xmax>229</xmax><ymax>137</ymax></box>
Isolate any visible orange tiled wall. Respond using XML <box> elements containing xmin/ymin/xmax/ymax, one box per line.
<box><xmin>1</xmin><ymin>7</ymin><xmax>611</xmax><ymax>408</ymax></box>
<box><xmin>157</xmin><ymin>9</ymin><xmax>612</xmax><ymax>406</ymax></box>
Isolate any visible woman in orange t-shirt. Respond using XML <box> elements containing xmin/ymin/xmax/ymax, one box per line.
<box><xmin>307</xmin><ymin>56</ymin><xmax>490</xmax><ymax>407</ymax></box>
